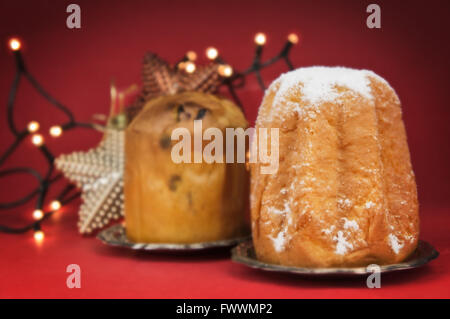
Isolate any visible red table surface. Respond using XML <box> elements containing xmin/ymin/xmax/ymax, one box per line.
<box><xmin>0</xmin><ymin>0</ymin><xmax>449</xmax><ymax>298</ymax></box>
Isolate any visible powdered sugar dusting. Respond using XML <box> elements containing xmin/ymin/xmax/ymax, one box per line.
<box><xmin>322</xmin><ymin>225</ymin><xmax>336</xmax><ymax>235</ymax></box>
<box><xmin>274</xmin><ymin>66</ymin><xmax>375</xmax><ymax>106</ymax></box>
<box><xmin>270</xmin><ymin>230</ymin><xmax>287</xmax><ymax>252</ymax></box>
<box><xmin>267</xmin><ymin>199</ymin><xmax>294</xmax><ymax>252</ymax></box>
<box><xmin>258</xmin><ymin>66</ymin><xmax>392</xmax><ymax>125</ymax></box>
<box><xmin>388</xmin><ymin>233</ymin><xmax>404</xmax><ymax>254</ymax></box>
<box><xmin>365</xmin><ymin>201</ymin><xmax>376</xmax><ymax>209</ymax></box>
<box><xmin>268</xmin><ymin>201</ymin><xmax>291</xmax><ymax>216</ymax></box>
<box><xmin>333</xmin><ymin>231</ymin><xmax>353</xmax><ymax>255</ymax></box>
<box><xmin>342</xmin><ymin>218</ymin><xmax>359</xmax><ymax>231</ymax></box>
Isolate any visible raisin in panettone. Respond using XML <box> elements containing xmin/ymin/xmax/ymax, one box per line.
<box><xmin>125</xmin><ymin>92</ymin><xmax>249</xmax><ymax>243</ymax></box>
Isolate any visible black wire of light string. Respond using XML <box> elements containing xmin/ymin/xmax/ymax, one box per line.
<box><xmin>215</xmin><ymin>34</ymin><xmax>297</xmax><ymax>109</ymax></box>
<box><xmin>0</xmin><ymin>42</ymin><xmax>95</xmax><ymax>235</ymax></box>
<box><xmin>0</xmin><ymin>33</ymin><xmax>298</xmax><ymax>236</ymax></box>
<box><xmin>175</xmin><ymin>33</ymin><xmax>298</xmax><ymax>111</ymax></box>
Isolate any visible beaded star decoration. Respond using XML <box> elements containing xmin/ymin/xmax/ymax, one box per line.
<box><xmin>55</xmin><ymin>128</ymin><xmax>124</xmax><ymax>234</ymax></box>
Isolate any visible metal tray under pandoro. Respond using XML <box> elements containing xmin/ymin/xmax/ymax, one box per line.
<box><xmin>231</xmin><ymin>239</ymin><xmax>439</xmax><ymax>276</ymax></box>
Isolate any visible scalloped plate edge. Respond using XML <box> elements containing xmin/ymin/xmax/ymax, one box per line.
<box><xmin>231</xmin><ymin>239</ymin><xmax>439</xmax><ymax>276</ymax></box>
<box><xmin>97</xmin><ymin>224</ymin><xmax>250</xmax><ymax>252</ymax></box>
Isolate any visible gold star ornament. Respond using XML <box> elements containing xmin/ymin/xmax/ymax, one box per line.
<box><xmin>130</xmin><ymin>52</ymin><xmax>224</xmax><ymax>110</ymax></box>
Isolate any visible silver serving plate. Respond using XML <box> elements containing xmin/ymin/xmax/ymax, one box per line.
<box><xmin>231</xmin><ymin>239</ymin><xmax>439</xmax><ymax>276</ymax></box>
<box><xmin>97</xmin><ymin>224</ymin><xmax>250</xmax><ymax>252</ymax></box>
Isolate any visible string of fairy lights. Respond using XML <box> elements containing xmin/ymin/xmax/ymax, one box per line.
<box><xmin>0</xmin><ymin>38</ymin><xmax>97</xmax><ymax>244</ymax></box>
<box><xmin>0</xmin><ymin>32</ymin><xmax>298</xmax><ymax>244</ymax></box>
<box><xmin>175</xmin><ymin>32</ymin><xmax>299</xmax><ymax>108</ymax></box>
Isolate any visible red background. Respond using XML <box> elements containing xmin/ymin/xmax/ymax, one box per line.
<box><xmin>0</xmin><ymin>0</ymin><xmax>449</xmax><ymax>298</ymax></box>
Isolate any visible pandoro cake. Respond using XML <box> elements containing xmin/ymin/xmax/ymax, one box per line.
<box><xmin>251</xmin><ymin>66</ymin><xmax>419</xmax><ymax>267</ymax></box>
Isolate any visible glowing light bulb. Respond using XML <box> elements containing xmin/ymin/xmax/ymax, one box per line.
<box><xmin>206</xmin><ymin>47</ymin><xmax>218</xmax><ymax>60</ymax></box>
<box><xmin>186</xmin><ymin>51</ymin><xmax>197</xmax><ymax>61</ymax></box>
<box><xmin>218</xmin><ymin>64</ymin><xmax>233</xmax><ymax>77</ymax></box>
<box><xmin>178</xmin><ymin>61</ymin><xmax>186</xmax><ymax>70</ymax></box>
<box><xmin>31</xmin><ymin>134</ymin><xmax>44</xmax><ymax>146</ymax></box>
<box><xmin>34</xmin><ymin>230</ymin><xmax>44</xmax><ymax>243</ymax></box>
<box><xmin>50</xmin><ymin>200</ymin><xmax>61</xmax><ymax>211</ymax></box>
<box><xmin>288</xmin><ymin>33</ymin><xmax>299</xmax><ymax>44</ymax></box>
<box><xmin>33</xmin><ymin>209</ymin><xmax>44</xmax><ymax>220</ymax></box>
<box><xmin>27</xmin><ymin>121</ymin><xmax>40</xmax><ymax>133</ymax></box>
<box><xmin>254</xmin><ymin>33</ymin><xmax>266</xmax><ymax>45</ymax></box>
<box><xmin>9</xmin><ymin>38</ymin><xmax>21</xmax><ymax>51</ymax></box>
<box><xmin>185</xmin><ymin>61</ymin><xmax>196</xmax><ymax>73</ymax></box>
<box><xmin>49</xmin><ymin>125</ymin><xmax>62</xmax><ymax>137</ymax></box>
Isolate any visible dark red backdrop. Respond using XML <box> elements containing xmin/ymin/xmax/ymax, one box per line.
<box><xmin>0</xmin><ymin>0</ymin><xmax>449</xmax><ymax>298</ymax></box>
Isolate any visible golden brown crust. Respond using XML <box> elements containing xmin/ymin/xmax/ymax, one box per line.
<box><xmin>125</xmin><ymin>92</ymin><xmax>249</xmax><ymax>243</ymax></box>
<box><xmin>251</xmin><ymin>67</ymin><xmax>419</xmax><ymax>267</ymax></box>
